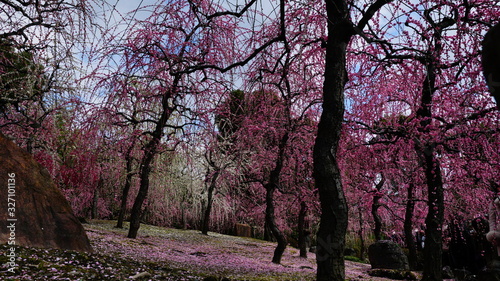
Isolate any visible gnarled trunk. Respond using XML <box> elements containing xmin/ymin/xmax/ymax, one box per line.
<box><xmin>265</xmin><ymin>182</ymin><xmax>287</xmax><ymax>264</ymax></box>
<box><xmin>420</xmin><ymin>148</ymin><xmax>444</xmax><ymax>281</ymax></box>
<box><xmin>265</xmin><ymin>132</ymin><xmax>289</xmax><ymax>264</ymax></box>
<box><xmin>417</xmin><ymin>60</ymin><xmax>444</xmax><ymax>281</ymax></box>
<box><xmin>314</xmin><ymin>1</ymin><xmax>351</xmax><ymax>279</ymax></box>
<box><xmin>128</xmin><ymin>138</ymin><xmax>157</xmax><ymax>238</ymax></box>
<box><xmin>201</xmin><ymin>170</ymin><xmax>219</xmax><ymax>235</ymax></box>
<box><xmin>404</xmin><ymin>182</ymin><xmax>418</xmax><ymax>270</ymax></box>
<box><xmin>128</xmin><ymin>89</ymin><xmax>174</xmax><ymax>238</ymax></box>
<box><xmin>117</xmin><ymin>146</ymin><xmax>134</xmax><ymax>228</ymax></box>
<box><xmin>372</xmin><ymin>195</ymin><xmax>382</xmax><ymax>241</ymax></box>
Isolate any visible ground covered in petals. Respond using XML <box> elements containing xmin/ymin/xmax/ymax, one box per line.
<box><xmin>1</xmin><ymin>220</ymin><xmax>399</xmax><ymax>280</ymax></box>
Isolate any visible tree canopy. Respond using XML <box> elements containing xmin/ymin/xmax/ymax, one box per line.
<box><xmin>0</xmin><ymin>0</ymin><xmax>499</xmax><ymax>280</ymax></box>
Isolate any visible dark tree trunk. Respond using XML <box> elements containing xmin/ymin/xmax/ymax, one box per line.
<box><xmin>313</xmin><ymin>0</ymin><xmax>394</xmax><ymax>277</ymax></box>
<box><xmin>128</xmin><ymin>88</ymin><xmax>174</xmax><ymax>239</ymax></box>
<box><xmin>128</xmin><ymin>139</ymin><xmax>157</xmax><ymax>238</ymax></box>
<box><xmin>314</xmin><ymin>1</ymin><xmax>351</xmax><ymax>279</ymax></box>
<box><xmin>117</xmin><ymin>146</ymin><xmax>134</xmax><ymax>229</ymax></box>
<box><xmin>265</xmin><ymin>183</ymin><xmax>287</xmax><ymax>264</ymax></box>
<box><xmin>181</xmin><ymin>204</ymin><xmax>187</xmax><ymax>230</ymax></box>
<box><xmin>314</xmin><ymin>0</ymin><xmax>393</xmax><ymax>276</ymax></box>
<box><xmin>265</xmin><ymin>132</ymin><xmax>289</xmax><ymax>264</ymax></box>
<box><xmin>421</xmin><ymin>148</ymin><xmax>444</xmax><ymax>281</ymax></box>
<box><xmin>404</xmin><ymin>182</ymin><xmax>418</xmax><ymax>270</ymax></box>
<box><xmin>264</xmin><ymin>221</ymin><xmax>273</xmax><ymax>241</ymax></box>
<box><xmin>372</xmin><ymin>197</ymin><xmax>382</xmax><ymax>241</ymax></box>
<box><xmin>91</xmin><ymin>188</ymin><xmax>99</xmax><ymax>219</ymax></box>
<box><xmin>371</xmin><ymin>175</ymin><xmax>385</xmax><ymax>241</ymax></box>
<box><xmin>357</xmin><ymin>208</ymin><xmax>366</xmax><ymax>260</ymax></box>
<box><xmin>415</xmin><ymin>12</ymin><xmax>456</xmax><ymax>280</ymax></box>
<box><xmin>416</xmin><ymin>56</ymin><xmax>444</xmax><ymax>281</ymax></box>
<box><xmin>201</xmin><ymin>170</ymin><xmax>219</xmax><ymax>235</ymax></box>
<box><xmin>298</xmin><ymin>201</ymin><xmax>308</xmax><ymax>258</ymax></box>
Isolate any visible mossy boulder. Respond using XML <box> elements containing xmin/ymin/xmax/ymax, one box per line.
<box><xmin>368</xmin><ymin>240</ymin><xmax>409</xmax><ymax>270</ymax></box>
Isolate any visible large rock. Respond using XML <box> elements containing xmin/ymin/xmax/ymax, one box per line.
<box><xmin>368</xmin><ymin>240</ymin><xmax>409</xmax><ymax>270</ymax></box>
<box><xmin>0</xmin><ymin>133</ymin><xmax>92</xmax><ymax>252</ymax></box>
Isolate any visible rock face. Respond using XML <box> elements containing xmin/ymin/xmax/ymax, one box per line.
<box><xmin>368</xmin><ymin>240</ymin><xmax>409</xmax><ymax>270</ymax></box>
<box><xmin>0</xmin><ymin>133</ymin><xmax>92</xmax><ymax>252</ymax></box>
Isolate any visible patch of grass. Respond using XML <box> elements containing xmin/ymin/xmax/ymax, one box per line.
<box><xmin>0</xmin><ymin>244</ymin><xmax>200</xmax><ymax>280</ymax></box>
<box><xmin>345</xmin><ymin>255</ymin><xmax>366</xmax><ymax>263</ymax></box>
<box><xmin>368</xmin><ymin>268</ymin><xmax>418</xmax><ymax>280</ymax></box>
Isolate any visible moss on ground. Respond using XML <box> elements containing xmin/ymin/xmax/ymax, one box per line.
<box><xmin>0</xmin><ymin>244</ymin><xmax>198</xmax><ymax>280</ymax></box>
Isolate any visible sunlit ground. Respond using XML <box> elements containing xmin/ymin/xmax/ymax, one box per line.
<box><xmin>0</xmin><ymin>220</ymin><xmax>400</xmax><ymax>280</ymax></box>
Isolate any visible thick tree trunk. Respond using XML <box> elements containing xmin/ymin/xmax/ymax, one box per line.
<box><xmin>128</xmin><ymin>139</ymin><xmax>157</xmax><ymax>238</ymax></box>
<box><xmin>421</xmin><ymin>149</ymin><xmax>444</xmax><ymax>281</ymax></box>
<box><xmin>264</xmin><ymin>221</ymin><xmax>273</xmax><ymax>241</ymax></box>
<box><xmin>265</xmin><ymin>183</ymin><xmax>287</xmax><ymax>264</ymax></box>
<box><xmin>417</xmin><ymin>60</ymin><xmax>444</xmax><ymax>281</ymax></box>
<box><xmin>265</xmin><ymin>132</ymin><xmax>289</xmax><ymax>264</ymax></box>
<box><xmin>127</xmin><ymin>83</ymin><xmax>175</xmax><ymax>238</ymax></box>
<box><xmin>372</xmin><ymin>196</ymin><xmax>382</xmax><ymax>241</ymax></box>
<box><xmin>314</xmin><ymin>1</ymin><xmax>351</xmax><ymax>280</ymax></box>
<box><xmin>298</xmin><ymin>201</ymin><xmax>308</xmax><ymax>258</ymax></box>
<box><xmin>404</xmin><ymin>182</ymin><xmax>418</xmax><ymax>270</ymax></box>
<box><xmin>201</xmin><ymin>170</ymin><xmax>219</xmax><ymax>235</ymax></box>
<box><xmin>117</xmin><ymin>147</ymin><xmax>134</xmax><ymax>229</ymax></box>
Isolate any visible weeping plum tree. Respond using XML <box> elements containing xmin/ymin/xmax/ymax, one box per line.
<box><xmin>99</xmin><ymin>80</ymin><xmax>148</xmax><ymax>229</ymax></box>
<box><xmin>216</xmin><ymin>89</ymin><xmax>290</xmax><ymax>263</ymax></box>
<box><xmin>199</xmin><ymin>140</ymin><xmax>236</xmax><ymax>235</ymax></box>
<box><xmin>188</xmin><ymin>0</ymin><xmax>323</xmax><ymax>261</ymax></box>
<box><xmin>250</xmin><ymin>4</ymin><xmax>329</xmax><ymax>262</ymax></box>
<box><xmin>0</xmin><ymin>1</ymin><xmax>108</xmax><ymax>216</ymax></box>
<box><xmin>0</xmin><ymin>0</ymin><xmax>89</xmax><ymax>146</ymax></box>
<box><xmin>0</xmin><ymin>42</ymin><xmax>45</xmax><ymax>114</ymax></box>
<box><xmin>234</xmin><ymin>21</ymin><xmax>325</xmax><ymax>261</ymax></box>
<box><xmin>198</xmin><ymin>90</ymin><xmax>248</xmax><ymax>235</ymax></box>
<box><xmin>345</xmin><ymin>1</ymin><xmax>500</xmax><ymax>279</ymax></box>
<box><xmin>10</xmin><ymin>0</ymin><xmax>497</xmax><ymax>279</ymax></box>
<box><xmin>0</xmin><ymin>0</ymin><xmax>82</xmax><ymax>107</ymax></box>
<box><xmin>93</xmin><ymin>0</ymin><xmax>288</xmax><ymax>239</ymax></box>
<box><xmin>313</xmin><ymin>0</ymin><xmax>394</xmax><ymax>279</ymax></box>
<box><xmin>214</xmin><ymin>43</ymin><xmax>320</xmax><ymax>262</ymax></box>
